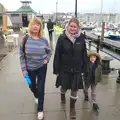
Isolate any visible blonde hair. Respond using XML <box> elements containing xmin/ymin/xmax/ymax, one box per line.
<box><xmin>28</xmin><ymin>18</ymin><xmax>44</xmax><ymax>38</ymax></box>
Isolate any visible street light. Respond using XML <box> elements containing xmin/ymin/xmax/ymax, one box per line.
<box><xmin>56</xmin><ymin>0</ymin><xmax>58</xmax><ymax>22</ymax></box>
<box><xmin>75</xmin><ymin>0</ymin><xmax>77</xmax><ymax>18</ymax></box>
<box><xmin>100</xmin><ymin>0</ymin><xmax>103</xmax><ymax>22</ymax></box>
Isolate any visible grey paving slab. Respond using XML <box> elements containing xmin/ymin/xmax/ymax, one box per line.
<box><xmin>44</xmin><ymin>93</ymin><xmax>65</xmax><ymax>111</ymax></box>
<box><xmin>44</xmin><ymin>111</ymin><xmax>66</xmax><ymax>120</ymax></box>
<box><xmin>65</xmin><ymin>107</ymin><xmax>120</xmax><ymax>120</ymax></box>
<box><xmin>0</xmin><ymin>114</ymin><xmax>37</xmax><ymax>120</ymax></box>
<box><xmin>0</xmin><ymin>111</ymin><xmax>66</xmax><ymax>120</ymax></box>
<box><xmin>44</xmin><ymin>92</ymin><xmax>91</xmax><ymax>112</ymax></box>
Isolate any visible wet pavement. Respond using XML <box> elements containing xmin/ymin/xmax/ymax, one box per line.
<box><xmin>0</xmin><ymin>27</ymin><xmax>120</xmax><ymax>120</ymax></box>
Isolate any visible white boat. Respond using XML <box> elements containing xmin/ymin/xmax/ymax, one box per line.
<box><xmin>108</xmin><ymin>31</ymin><xmax>120</xmax><ymax>40</ymax></box>
<box><xmin>92</xmin><ymin>27</ymin><xmax>110</xmax><ymax>38</ymax></box>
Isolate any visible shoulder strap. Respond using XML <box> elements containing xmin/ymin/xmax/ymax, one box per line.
<box><xmin>22</xmin><ymin>34</ymin><xmax>29</xmax><ymax>56</ymax></box>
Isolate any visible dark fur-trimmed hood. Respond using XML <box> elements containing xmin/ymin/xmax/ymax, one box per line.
<box><xmin>88</xmin><ymin>52</ymin><xmax>102</xmax><ymax>65</ymax></box>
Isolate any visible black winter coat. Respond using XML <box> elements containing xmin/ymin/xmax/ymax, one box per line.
<box><xmin>53</xmin><ymin>33</ymin><xmax>88</xmax><ymax>91</ymax></box>
<box><xmin>47</xmin><ymin>21</ymin><xmax>54</xmax><ymax>30</ymax></box>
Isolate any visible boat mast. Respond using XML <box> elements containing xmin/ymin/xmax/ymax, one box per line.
<box><xmin>100</xmin><ymin>0</ymin><xmax>103</xmax><ymax>23</ymax></box>
<box><xmin>101</xmin><ymin>0</ymin><xmax>105</xmax><ymax>41</ymax></box>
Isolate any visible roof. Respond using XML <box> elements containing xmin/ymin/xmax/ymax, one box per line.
<box><xmin>16</xmin><ymin>5</ymin><xmax>36</xmax><ymax>13</ymax></box>
<box><xmin>20</xmin><ymin>1</ymin><xmax>32</xmax><ymax>3</ymax></box>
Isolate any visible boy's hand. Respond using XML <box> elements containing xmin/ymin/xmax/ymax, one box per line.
<box><xmin>44</xmin><ymin>60</ymin><xmax>48</xmax><ymax>64</ymax></box>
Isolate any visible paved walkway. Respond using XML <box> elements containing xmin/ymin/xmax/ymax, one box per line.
<box><xmin>0</xmin><ymin>28</ymin><xmax>120</xmax><ymax>120</ymax></box>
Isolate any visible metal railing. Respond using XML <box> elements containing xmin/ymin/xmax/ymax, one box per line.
<box><xmin>84</xmin><ymin>31</ymin><xmax>120</xmax><ymax>83</ymax></box>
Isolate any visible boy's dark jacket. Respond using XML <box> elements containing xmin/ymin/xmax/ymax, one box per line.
<box><xmin>84</xmin><ymin>52</ymin><xmax>102</xmax><ymax>86</ymax></box>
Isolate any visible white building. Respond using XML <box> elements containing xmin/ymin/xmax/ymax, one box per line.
<box><xmin>6</xmin><ymin>0</ymin><xmax>36</xmax><ymax>28</ymax></box>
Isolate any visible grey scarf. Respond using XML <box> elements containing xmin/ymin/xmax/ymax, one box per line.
<box><xmin>65</xmin><ymin>30</ymin><xmax>81</xmax><ymax>44</ymax></box>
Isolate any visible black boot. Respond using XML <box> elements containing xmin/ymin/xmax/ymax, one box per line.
<box><xmin>70</xmin><ymin>98</ymin><xmax>76</xmax><ymax>119</ymax></box>
<box><xmin>83</xmin><ymin>90</ymin><xmax>89</xmax><ymax>101</ymax></box>
<box><xmin>61</xmin><ymin>93</ymin><xmax>66</xmax><ymax>104</ymax></box>
<box><xmin>84</xmin><ymin>94</ymin><xmax>89</xmax><ymax>101</ymax></box>
<box><xmin>93</xmin><ymin>103</ymin><xmax>99</xmax><ymax>110</ymax></box>
<box><xmin>116</xmin><ymin>77</ymin><xmax>120</xmax><ymax>83</ymax></box>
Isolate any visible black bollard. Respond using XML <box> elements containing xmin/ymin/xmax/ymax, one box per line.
<box><xmin>116</xmin><ymin>70</ymin><xmax>120</xmax><ymax>83</ymax></box>
<box><xmin>102</xmin><ymin>56</ymin><xmax>113</xmax><ymax>74</ymax></box>
<box><xmin>0</xmin><ymin>30</ymin><xmax>4</xmax><ymax>47</ymax></box>
<box><xmin>0</xmin><ymin>29</ymin><xmax>3</xmax><ymax>39</ymax></box>
<box><xmin>96</xmin><ymin>36</ymin><xmax>100</xmax><ymax>53</ymax></box>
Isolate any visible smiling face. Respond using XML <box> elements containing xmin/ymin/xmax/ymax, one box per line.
<box><xmin>90</xmin><ymin>55</ymin><xmax>97</xmax><ymax>63</ymax></box>
<box><xmin>68</xmin><ymin>22</ymin><xmax>78</xmax><ymax>35</ymax></box>
<box><xmin>67</xmin><ymin>18</ymin><xmax>80</xmax><ymax>35</ymax></box>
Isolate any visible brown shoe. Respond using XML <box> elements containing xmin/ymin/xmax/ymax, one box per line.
<box><xmin>70</xmin><ymin>98</ymin><xmax>76</xmax><ymax>119</ymax></box>
<box><xmin>61</xmin><ymin>93</ymin><xmax>66</xmax><ymax>104</ymax></box>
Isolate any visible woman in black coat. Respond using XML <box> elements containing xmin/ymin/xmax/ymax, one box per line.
<box><xmin>53</xmin><ymin>18</ymin><xmax>88</xmax><ymax>119</ymax></box>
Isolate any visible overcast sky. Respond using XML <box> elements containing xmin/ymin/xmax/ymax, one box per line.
<box><xmin>0</xmin><ymin>0</ymin><xmax>119</xmax><ymax>14</ymax></box>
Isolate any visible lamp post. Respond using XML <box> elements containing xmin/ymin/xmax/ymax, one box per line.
<box><xmin>56</xmin><ymin>0</ymin><xmax>58</xmax><ymax>22</ymax></box>
<box><xmin>100</xmin><ymin>0</ymin><xmax>103</xmax><ymax>22</ymax></box>
<box><xmin>101</xmin><ymin>0</ymin><xmax>104</xmax><ymax>39</ymax></box>
<box><xmin>75</xmin><ymin>0</ymin><xmax>77</xmax><ymax>18</ymax></box>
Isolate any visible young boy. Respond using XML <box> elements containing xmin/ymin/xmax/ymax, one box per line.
<box><xmin>84</xmin><ymin>52</ymin><xmax>102</xmax><ymax>110</ymax></box>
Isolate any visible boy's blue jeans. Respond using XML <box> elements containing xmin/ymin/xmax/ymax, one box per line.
<box><xmin>27</xmin><ymin>64</ymin><xmax>47</xmax><ymax>112</ymax></box>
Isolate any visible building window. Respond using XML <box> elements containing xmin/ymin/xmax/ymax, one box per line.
<box><xmin>11</xmin><ymin>14</ymin><xmax>19</xmax><ymax>17</ymax></box>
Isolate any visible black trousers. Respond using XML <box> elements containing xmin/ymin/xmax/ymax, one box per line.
<box><xmin>48</xmin><ymin>31</ymin><xmax>53</xmax><ymax>41</ymax></box>
<box><xmin>27</xmin><ymin>64</ymin><xmax>47</xmax><ymax>112</ymax></box>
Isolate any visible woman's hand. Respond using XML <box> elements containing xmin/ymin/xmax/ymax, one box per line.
<box><xmin>23</xmin><ymin>70</ymin><xmax>28</xmax><ymax>76</ymax></box>
<box><xmin>44</xmin><ymin>60</ymin><xmax>48</xmax><ymax>64</ymax></box>
<box><xmin>56</xmin><ymin>74</ymin><xmax>59</xmax><ymax>77</ymax></box>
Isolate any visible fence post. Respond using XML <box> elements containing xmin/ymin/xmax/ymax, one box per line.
<box><xmin>84</xmin><ymin>31</ymin><xmax>86</xmax><ymax>39</ymax></box>
<box><xmin>97</xmin><ymin>35</ymin><xmax>100</xmax><ymax>53</ymax></box>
